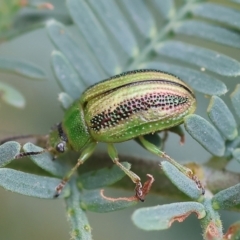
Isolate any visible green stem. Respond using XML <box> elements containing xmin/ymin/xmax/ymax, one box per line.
<box><xmin>65</xmin><ymin>178</ymin><xmax>92</xmax><ymax>240</ymax></box>
<box><xmin>200</xmin><ymin>198</ymin><xmax>223</xmax><ymax>240</ymax></box>
<box><xmin>128</xmin><ymin>1</ymin><xmax>197</xmax><ymax>70</ymax></box>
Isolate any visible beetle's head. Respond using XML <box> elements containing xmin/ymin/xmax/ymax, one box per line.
<box><xmin>48</xmin><ymin>123</ymin><xmax>68</xmax><ymax>156</ymax></box>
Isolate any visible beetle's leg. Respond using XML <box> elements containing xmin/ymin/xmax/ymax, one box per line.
<box><xmin>138</xmin><ymin>135</ymin><xmax>205</xmax><ymax>195</ymax></box>
<box><xmin>54</xmin><ymin>142</ymin><xmax>97</xmax><ymax>197</ymax></box>
<box><xmin>167</xmin><ymin>125</ymin><xmax>185</xmax><ymax>144</ymax></box>
<box><xmin>107</xmin><ymin>143</ymin><xmax>144</xmax><ymax>202</ymax></box>
<box><xmin>135</xmin><ymin>132</ymin><xmax>162</xmax><ymax>149</ymax></box>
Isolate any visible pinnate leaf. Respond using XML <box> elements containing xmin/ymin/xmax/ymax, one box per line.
<box><xmin>0</xmin><ymin>141</ymin><xmax>21</xmax><ymax>167</ymax></box>
<box><xmin>184</xmin><ymin>114</ymin><xmax>225</xmax><ymax>156</ymax></box>
<box><xmin>132</xmin><ymin>202</ymin><xmax>205</xmax><ymax>230</ymax></box>
<box><xmin>0</xmin><ymin>168</ymin><xmax>69</xmax><ymax>198</ymax></box>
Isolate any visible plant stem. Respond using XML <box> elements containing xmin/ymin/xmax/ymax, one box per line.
<box><xmin>128</xmin><ymin>1</ymin><xmax>196</xmax><ymax>70</ymax></box>
<box><xmin>77</xmin><ymin>151</ymin><xmax>240</xmax><ymax>208</ymax></box>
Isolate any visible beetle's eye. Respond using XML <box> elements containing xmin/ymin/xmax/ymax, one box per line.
<box><xmin>56</xmin><ymin>142</ymin><xmax>65</xmax><ymax>153</ymax></box>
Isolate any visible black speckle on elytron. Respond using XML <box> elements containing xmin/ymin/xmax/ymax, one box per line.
<box><xmin>90</xmin><ymin>94</ymin><xmax>188</xmax><ymax>132</ymax></box>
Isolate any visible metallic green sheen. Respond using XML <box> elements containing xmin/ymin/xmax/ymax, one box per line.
<box><xmin>62</xmin><ymin>101</ymin><xmax>91</xmax><ymax>151</ymax></box>
<box><xmin>44</xmin><ymin>69</ymin><xmax>199</xmax><ymax>200</ymax></box>
<box><xmin>61</xmin><ymin>69</ymin><xmax>196</xmax><ymax>150</ymax></box>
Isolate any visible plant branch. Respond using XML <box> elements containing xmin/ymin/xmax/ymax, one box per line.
<box><xmin>78</xmin><ymin>151</ymin><xmax>240</xmax><ymax>205</ymax></box>
<box><xmin>128</xmin><ymin>0</ymin><xmax>196</xmax><ymax>70</ymax></box>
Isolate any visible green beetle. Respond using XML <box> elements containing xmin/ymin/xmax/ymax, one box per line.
<box><xmin>14</xmin><ymin>69</ymin><xmax>203</xmax><ymax>200</ymax></box>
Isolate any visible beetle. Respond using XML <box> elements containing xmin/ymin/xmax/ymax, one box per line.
<box><xmin>10</xmin><ymin>69</ymin><xmax>204</xmax><ymax>200</ymax></box>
